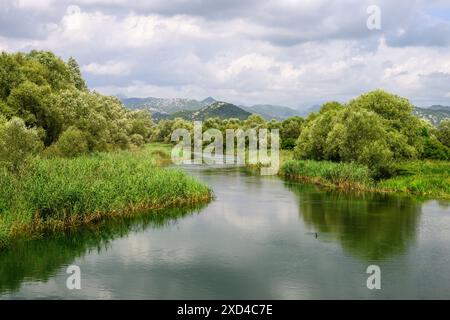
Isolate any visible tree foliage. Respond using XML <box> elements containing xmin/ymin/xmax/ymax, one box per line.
<box><xmin>0</xmin><ymin>116</ymin><xmax>43</xmax><ymax>172</ymax></box>
<box><xmin>438</xmin><ymin>119</ymin><xmax>450</xmax><ymax>148</ymax></box>
<box><xmin>294</xmin><ymin>90</ymin><xmax>445</xmax><ymax>177</ymax></box>
<box><xmin>0</xmin><ymin>50</ymin><xmax>155</xmax><ymax>162</ymax></box>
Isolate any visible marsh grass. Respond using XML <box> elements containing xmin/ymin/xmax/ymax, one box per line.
<box><xmin>0</xmin><ymin>145</ymin><xmax>211</xmax><ymax>249</ymax></box>
<box><xmin>280</xmin><ymin>160</ymin><xmax>372</xmax><ymax>189</ymax></box>
<box><xmin>281</xmin><ymin>159</ymin><xmax>450</xmax><ymax>200</ymax></box>
<box><xmin>378</xmin><ymin>161</ymin><xmax>450</xmax><ymax>199</ymax></box>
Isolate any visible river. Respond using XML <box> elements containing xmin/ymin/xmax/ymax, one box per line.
<box><xmin>1</xmin><ymin>166</ymin><xmax>449</xmax><ymax>299</ymax></box>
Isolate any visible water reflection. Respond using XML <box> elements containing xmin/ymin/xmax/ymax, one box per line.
<box><xmin>285</xmin><ymin>182</ymin><xmax>423</xmax><ymax>261</ymax></box>
<box><xmin>0</xmin><ymin>204</ymin><xmax>207</xmax><ymax>294</ymax></box>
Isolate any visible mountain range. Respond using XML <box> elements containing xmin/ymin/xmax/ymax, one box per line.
<box><xmin>413</xmin><ymin>105</ymin><xmax>450</xmax><ymax>126</ymax></box>
<box><xmin>122</xmin><ymin>97</ymin><xmax>213</xmax><ymax>114</ymax></box>
<box><xmin>121</xmin><ymin>96</ymin><xmax>304</xmax><ymax>121</ymax></box>
<box><xmin>168</xmin><ymin>102</ymin><xmax>251</xmax><ymax>121</ymax></box>
<box><xmin>121</xmin><ymin>96</ymin><xmax>450</xmax><ymax>125</ymax></box>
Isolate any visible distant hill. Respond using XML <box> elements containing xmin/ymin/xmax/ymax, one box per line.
<box><xmin>121</xmin><ymin>96</ymin><xmax>309</xmax><ymax>121</ymax></box>
<box><xmin>201</xmin><ymin>96</ymin><xmax>217</xmax><ymax>105</ymax></box>
<box><xmin>428</xmin><ymin>105</ymin><xmax>450</xmax><ymax>111</ymax></box>
<box><xmin>121</xmin><ymin>97</ymin><xmax>207</xmax><ymax>114</ymax></box>
<box><xmin>122</xmin><ymin>96</ymin><xmax>450</xmax><ymax>126</ymax></box>
<box><xmin>169</xmin><ymin>102</ymin><xmax>251</xmax><ymax>121</ymax></box>
<box><xmin>240</xmin><ymin>104</ymin><xmax>302</xmax><ymax>121</ymax></box>
<box><xmin>413</xmin><ymin>106</ymin><xmax>450</xmax><ymax>126</ymax></box>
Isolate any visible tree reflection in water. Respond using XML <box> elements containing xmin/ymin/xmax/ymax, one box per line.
<box><xmin>0</xmin><ymin>204</ymin><xmax>206</xmax><ymax>294</ymax></box>
<box><xmin>285</xmin><ymin>181</ymin><xmax>423</xmax><ymax>261</ymax></box>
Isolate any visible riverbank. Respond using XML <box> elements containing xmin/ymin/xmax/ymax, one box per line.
<box><xmin>0</xmin><ymin>144</ymin><xmax>211</xmax><ymax>250</ymax></box>
<box><xmin>280</xmin><ymin>157</ymin><xmax>450</xmax><ymax>200</ymax></box>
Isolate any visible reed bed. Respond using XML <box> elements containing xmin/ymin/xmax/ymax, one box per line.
<box><xmin>280</xmin><ymin>159</ymin><xmax>450</xmax><ymax>200</ymax></box>
<box><xmin>280</xmin><ymin>160</ymin><xmax>372</xmax><ymax>189</ymax></box>
<box><xmin>0</xmin><ymin>146</ymin><xmax>211</xmax><ymax>249</ymax></box>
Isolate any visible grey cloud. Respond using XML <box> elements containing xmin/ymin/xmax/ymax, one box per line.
<box><xmin>0</xmin><ymin>1</ymin><xmax>59</xmax><ymax>39</ymax></box>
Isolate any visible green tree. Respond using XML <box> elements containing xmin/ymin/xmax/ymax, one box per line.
<box><xmin>438</xmin><ymin>119</ymin><xmax>450</xmax><ymax>148</ymax></box>
<box><xmin>6</xmin><ymin>81</ymin><xmax>58</xmax><ymax>145</ymax></box>
<box><xmin>294</xmin><ymin>105</ymin><xmax>341</xmax><ymax>160</ymax></box>
<box><xmin>53</xmin><ymin>126</ymin><xmax>89</xmax><ymax>157</ymax></box>
<box><xmin>27</xmin><ymin>50</ymin><xmax>72</xmax><ymax>91</ymax></box>
<box><xmin>127</xmin><ymin>110</ymin><xmax>154</xmax><ymax>142</ymax></box>
<box><xmin>294</xmin><ymin>91</ymin><xmax>423</xmax><ymax>177</ymax></box>
<box><xmin>0</xmin><ymin>52</ymin><xmax>24</xmax><ymax>100</ymax></box>
<box><xmin>67</xmin><ymin>57</ymin><xmax>87</xmax><ymax>91</ymax></box>
<box><xmin>280</xmin><ymin>116</ymin><xmax>304</xmax><ymax>149</ymax></box>
<box><xmin>0</xmin><ymin>117</ymin><xmax>43</xmax><ymax>172</ymax></box>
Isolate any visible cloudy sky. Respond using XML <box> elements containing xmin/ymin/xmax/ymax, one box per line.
<box><xmin>1</xmin><ymin>0</ymin><xmax>450</xmax><ymax>109</ymax></box>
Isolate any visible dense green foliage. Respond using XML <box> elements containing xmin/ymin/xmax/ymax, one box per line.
<box><xmin>0</xmin><ymin>146</ymin><xmax>210</xmax><ymax>248</ymax></box>
<box><xmin>150</xmin><ymin>113</ymin><xmax>302</xmax><ymax>149</ymax></box>
<box><xmin>0</xmin><ymin>51</ymin><xmax>154</xmax><ymax>164</ymax></box>
<box><xmin>293</xmin><ymin>90</ymin><xmax>449</xmax><ymax>177</ymax></box>
<box><xmin>0</xmin><ymin>49</ymin><xmax>449</xmax><ymax>242</ymax></box>
<box><xmin>438</xmin><ymin>119</ymin><xmax>450</xmax><ymax>148</ymax></box>
<box><xmin>0</xmin><ymin>116</ymin><xmax>43</xmax><ymax>172</ymax></box>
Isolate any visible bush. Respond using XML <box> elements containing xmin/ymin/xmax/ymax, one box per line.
<box><xmin>438</xmin><ymin>119</ymin><xmax>450</xmax><ymax>148</ymax></box>
<box><xmin>53</xmin><ymin>126</ymin><xmax>89</xmax><ymax>157</ymax></box>
<box><xmin>422</xmin><ymin>137</ymin><xmax>450</xmax><ymax>160</ymax></box>
<box><xmin>130</xmin><ymin>133</ymin><xmax>145</xmax><ymax>147</ymax></box>
<box><xmin>0</xmin><ymin>117</ymin><xmax>43</xmax><ymax>172</ymax></box>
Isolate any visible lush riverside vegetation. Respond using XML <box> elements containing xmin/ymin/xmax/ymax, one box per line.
<box><xmin>281</xmin><ymin>160</ymin><xmax>372</xmax><ymax>188</ymax></box>
<box><xmin>0</xmin><ymin>145</ymin><xmax>211</xmax><ymax>249</ymax></box>
<box><xmin>149</xmin><ymin>91</ymin><xmax>449</xmax><ymax>200</ymax></box>
<box><xmin>280</xmin><ymin>159</ymin><xmax>450</xmax><ymax>200</ymax></box>
<box><xmin>277</xmin><ymin>90</ymin><xmax>450</xmax><ymax>199</ymax></box>
<box><xmin>0</xmin><ymin>49</ymin><xmax>449</xmax><ymax>249</ymax></box>
<box><xmin>378</xmin><ymin>161</ymin><xmax>450</xmax><ymax>199</ymax></box>
<box><xmin>0</xmin><ymin>51</ymin><xmax>210</xmax><ymax>249</ymax></box>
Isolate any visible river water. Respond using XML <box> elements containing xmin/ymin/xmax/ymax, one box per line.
<box><xmin>1</xmin><ymin>166</ymin><xmax>449</xmax><ymax>299</ymax></box>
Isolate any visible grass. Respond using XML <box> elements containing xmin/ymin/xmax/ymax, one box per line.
<box><xmin>280</xmin><ymin>157</ymin><xmax>450</xmax><ymax>200</ymax></box>
<box><xmin>280</xmin><ymin>160</ymin><xmax>372</xmax><ymax>189</ymax></box>
<box><xmin>0</xmin><ymin>144</ymin><xmax>211</xmax><ymax>249</ymax></box>
<box><xmin>378</xmin><ymin>161</ymin><xmax>450</xmax><ymax>199</ymax></box>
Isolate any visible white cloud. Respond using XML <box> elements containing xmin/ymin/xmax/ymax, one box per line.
<box><xmin>15</xmin><ymin>0</ymin><xmax>53</xmax><ymax>10</ymax></box>
<box><xmin>2</xmin><ymin>0</ymin><xmax>450</xmax><ymax>107</ymax></box>
<box><xmin>82</xmin><ymin>60</ymin><xmax>132</xmax><ymax>76</ymax></box>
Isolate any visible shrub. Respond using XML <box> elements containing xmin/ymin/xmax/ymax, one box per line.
<box><xmin>438</xmin><ymin>119</ymin><xmax>450</xmax><ymax>148</ymax></box>
<box><xmin>422</xmin><ymin>137</ymin><xmax>450</xmax><ymax>160</ymax></box>
<box><xmin>0</xmin><ymin>117</ymin><xmax>43</xmax><ymax>172</ymax></box>
<box><xmin>130</xmin><ymin>133</ymin><xmax>145</xmax><ymax>147</ymax></box>
<box><xmin>53</xmin><ymin>126</ymin><xmax>89</xmax><ymax>157</ymax></box>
